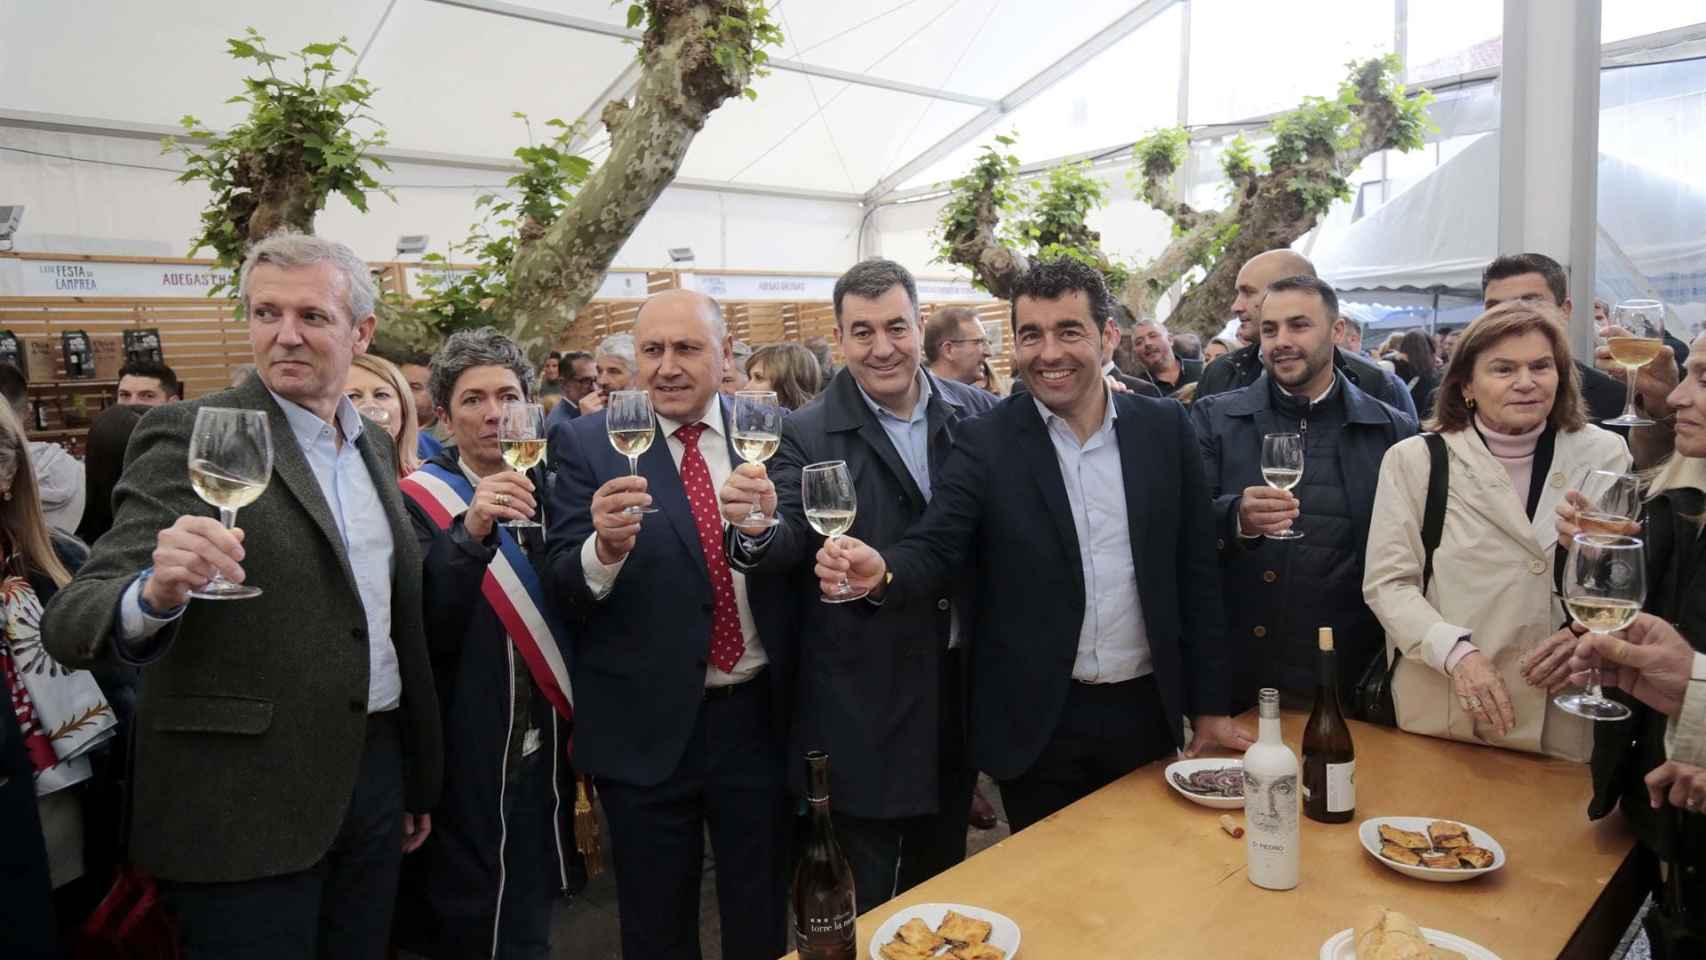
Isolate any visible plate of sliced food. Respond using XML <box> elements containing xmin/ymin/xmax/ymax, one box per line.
<box><xmin>1164</xmin><ymin>757</ymin><xmax>1245</xmax><ymax>809</ymax></box>
<box><xmin>1358</xmin><ymin>817</ymin><xmax>1505</xmax><ymax>882</ymax></box>
<box><xmin>1320</xmin><ymin>905</ymin><xmax>1501</xmax><ymax>959</ymax></box>
<box><xmin>869</xmin><ymin>903</ymin><xmax>1019</xmax><ymax>960</ymax></box>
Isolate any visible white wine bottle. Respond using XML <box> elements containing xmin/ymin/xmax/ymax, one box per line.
<box><xmin>1244</xmin><ymin>688</ymin><xmax>1300</xmax><ymax>890</ymax></box>
<box><xmin>1302</xmin><ymin>628</ymin><xmax>1355</xmax><ymax>824</ymax></box>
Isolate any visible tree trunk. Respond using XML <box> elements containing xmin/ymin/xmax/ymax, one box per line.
<box><xmin>502</xmin><ymin>2</ymin><xmax>756</xmax><ymax>357</ymax></box>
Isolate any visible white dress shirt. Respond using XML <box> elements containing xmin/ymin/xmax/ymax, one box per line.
<box><xmin>1033</xmin><ymin>390</ymin><xmax>1153</xmax><ymax>683</ymax></box>
<box><xmin>580</xmin><ymin>393</ymin><xmax>768</xmax><ymax>687</ymax></box>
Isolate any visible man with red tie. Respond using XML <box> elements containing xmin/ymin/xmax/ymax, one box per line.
<box><xmin>545</xmin><ymin>289</ymin><xmax>790</xmax><ymax>960</ymax></box>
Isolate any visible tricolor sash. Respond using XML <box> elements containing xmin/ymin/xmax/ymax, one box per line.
<box><xmin>400</xmin><ymin>462</ymin><xmax>573</xmax><ymax>724</ymax></box>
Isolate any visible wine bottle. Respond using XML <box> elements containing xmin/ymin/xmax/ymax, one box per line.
<box><xmin>792</xmin><ymin>751</ymin><xmax>857</xmax><ymax>959</ymax></box>
<box><xmin>1244</xmin><ymin>688</ymin><xmax>1300</xmax><ymax>890</ymax></box>
<box><xmin>1302</xmin><ymin>628</ymin><xmax>1356</xmax><ymax>824</ymax></box>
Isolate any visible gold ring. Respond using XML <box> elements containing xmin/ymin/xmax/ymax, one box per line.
<box><xmin>495</xmin><ymin>493</ymin><xmax>510</xmax><ymax>506</ymax></box>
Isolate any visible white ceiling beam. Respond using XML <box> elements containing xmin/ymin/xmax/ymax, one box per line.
<box><xmin>861</xmin><ymin>0</ymin><xmax>1181</xmax><ymax>205</ymax></box>
<box><xmin>0</xmin><ymin>108</ymin><xmax>866</xmax><ymax>204</ymax></box>
<box><xmin>420</xmin><ymin>0</ymin><xmax>999</xmax><ymax>107</ymax></box>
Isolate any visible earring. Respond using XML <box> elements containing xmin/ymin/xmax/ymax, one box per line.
<box><xmin>1465</xmin><ymin>396</ymin><xmax>1476</xmax><ymax>410</ymax></box>
<box><xmin>2</xmin><ymin>490</ymin><xmax>11</xmax><ymax>502</ymax></box>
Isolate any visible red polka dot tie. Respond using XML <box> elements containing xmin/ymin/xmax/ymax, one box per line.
<box><xmin>673</xmin><ymin>422</ymin><xmax>745</xmax><ymax>673</ymax></box>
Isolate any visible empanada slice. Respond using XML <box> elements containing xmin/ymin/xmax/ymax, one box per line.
<box><xmin>952</xmin><ymin>944</ymin><xmax>1007</xmax><ymax>960</ymax></box>
<box><xmin>879</xmin><ymin>941</ymin><xmax>935</xmax><ymax>960</ymax></box>
<box><xmin>1380</xmin><ymin>842</ymin><xmax>1423</xmax><ymax>866</ymax></box>
<box><xmin>1455</xmin><ymin>846</ymin><xmax>1495</xmax><ymax>869</ymax></box>
<box><xmin>1419</xmin><ymin>851</ymin><xmax>1460</xmax><ymax>870</ymax></box>
<box><xmin>1378</xmin><ymin>824</ymin><xmax>1432</xmax><ymax>850</ymax></box>
<box><xmin>1427</xmin><ymin>821</ymin><xmax>1471</xmax><ymax>849</ymax></box>
<box><xmin>936</xmin><ymin>910</ymin><xmax>992</xmax><ymax>946</ymax></box>
<box><xmin>895</xmin><ymin>918</ymin><xmax>945</xmax><ymax>951</ymax></box>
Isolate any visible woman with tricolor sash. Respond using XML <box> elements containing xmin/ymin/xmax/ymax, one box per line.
<box><xmin>391</xmin><ymin>328</ymin><xmax>576</xmax><ymax>960</ymax></box>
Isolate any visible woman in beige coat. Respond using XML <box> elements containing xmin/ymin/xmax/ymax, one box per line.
<box><xmin>1364</xmin><ymin>302</ymin><xmax>1630</xmax><ymax>761</ymax></box>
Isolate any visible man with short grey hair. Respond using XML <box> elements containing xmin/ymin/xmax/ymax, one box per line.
<box><xmin>42</xmin><ymin>230</ymin><xmax>442</xmax><ymax>959</ymax></box>
<box><xmin>575</xmin><ymin>333</ymin><xmax>636</xmax><ymax>417</ymax></box>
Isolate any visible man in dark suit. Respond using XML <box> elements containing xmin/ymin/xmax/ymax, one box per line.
<box><xmin>717</xmin><ymin>259</ymin><xmax>996</xmax><ymax>912</ymax></box>
<box><xmin>545</xmin><ymin>289</ymin><xmax>788</xmax><ymax>960</ymax></box>
<box><xmin>1132</xmin><ymin>318</ymin><xmax>1203</xmax><ymax>396</ymax></box>
<box><xmin>818</xmin><ymin>257</ymin><xmax>1252</xmax><ymax>833</ymax></box>
<box><xmin>41</xmin><ymin>232</ymin><xmax>442</xmax><ymax>958</ymax></box>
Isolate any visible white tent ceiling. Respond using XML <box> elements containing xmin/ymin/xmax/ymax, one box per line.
<box><xmin>0</xmin><ymin>0</ymin><xmax>1170</xmax><ymax>202</ymax></box>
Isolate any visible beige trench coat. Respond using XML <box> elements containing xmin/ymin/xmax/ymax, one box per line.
<box><xmin>1364</xmin><ymin>425</ymin><xmax>1631</xmax><ymax>760</ymax></box>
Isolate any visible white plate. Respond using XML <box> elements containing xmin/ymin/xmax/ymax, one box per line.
<box><xmin>1358</xmin><ymin>816</ymin><xmax>1506</xmax><ymax>882</ymax></box>
<box><xmin>868</xmin><ymin>903</ymin><xmax>1020</xmax><ymax>960</ymax></box>
<box><xmin>1320</xmin><ymin>926</ymin><xmax>1501</xmax><ymax>959</ymax></box>
<box><xmin>1163</xmin><ymin>757</ymin><xmax>1245</xmax><ymax>809</ymax></box>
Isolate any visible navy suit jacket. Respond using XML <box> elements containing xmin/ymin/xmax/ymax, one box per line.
<box><xmin>879</xmin><ymin>391</ymin><xmax>1231</xmax><ymax>781</ymax></box>
<box><xmin>545</xmin><ymin>395</ymin><xmax>792</xmax><ymax>787</ymax></box>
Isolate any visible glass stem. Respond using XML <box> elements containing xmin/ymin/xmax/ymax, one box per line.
<box><xmin>628</xmin><ymin>455</ymin><xmax>638</xmax><ymax>477</ymax></box>
<box><xmin>831</xmin><ymin>534</ymin><xmax>851</xmax><ymax>595</ymax></box>
<box><xmin>211</xmin><ymin>508</ymin><xmax>238</xmax><ymax>585</ymax></box>
<box><xmin>1623</xmin><ymin>371</ymin><xmax>1639</xmax><ymax>420</ymax></box>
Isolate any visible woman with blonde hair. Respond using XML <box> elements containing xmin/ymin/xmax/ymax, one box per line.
<box><xmin>0</xmin><ymin>400</ymin><xmax>115</xmax><ymax>938</ymax></box>
<box><xmin>1364</xmin><ymin>300</ymin><xmax>1630</xmax><ymax>761</ymax></box>
<box><xmin>746</xmin><ymin>342</ymin><xmax>823</xmax><ymax>411</ymax></box>
<box><xmin>345</xmin><ymin>352</ymin><xmax>421</xmax><ymax>476</ymax></box>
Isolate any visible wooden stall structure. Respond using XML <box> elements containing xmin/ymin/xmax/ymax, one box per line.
<box><xmin>1</xmin><ymin>253</ymin><xmax>1001</xmax><ymax>452</ymax></box>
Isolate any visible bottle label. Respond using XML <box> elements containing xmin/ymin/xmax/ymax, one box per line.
<box><xmin>795</xmin><ymin>891</ymin><xmax>856</xmax><ymax>954</ymax></box>
<box><xmin>1326</xmin><ymin>760</ymin><xmax>1355</xmax><ymax>812</ymax></box>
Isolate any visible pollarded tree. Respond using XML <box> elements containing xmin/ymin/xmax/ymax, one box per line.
<box><xmin>937</xmin><ymin>55</ymin><xmax>1431</xmax><ymax>337</ymax></box>
<box><xmin>498</xmin><ymin>1</ymin><xmax>782</xmax><ymax>356</ymax></box>
<box><xmin>1128</xmin><ymin>55</ymin><xmax>1431</xmax><ymax>335</ymax></box>
<box><xmin>167</xmin><ymin>29</ymin><xmax>391</xmax><ymax>281</ymax></box>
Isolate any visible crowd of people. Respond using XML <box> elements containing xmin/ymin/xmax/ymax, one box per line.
<box><xmin>3</xmin><ymin>227</ymin><xmax>1704</xmax><ymax>960</ymax></box>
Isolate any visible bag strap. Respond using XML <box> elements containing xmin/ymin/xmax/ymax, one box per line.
<box><xmin>1420</xmin><ymin>432</ymin><xmax>1449</xmax><ymax>593</ymax></box>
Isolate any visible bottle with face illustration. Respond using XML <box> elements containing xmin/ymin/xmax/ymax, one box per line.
<box><xmin>1244</xmin><ymin>688</ymin><xmax>1300</xmax><ymax>890</ymax></box>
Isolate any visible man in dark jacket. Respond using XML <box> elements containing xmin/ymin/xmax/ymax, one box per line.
<box><xmin>396</xmin><ymin>328</ymin><xmax>573</xmax><ymax>959</ymax></box>
<box><xmin>721</xmin><ymin>259</ymin><xmax>996</xmax><ymax>912</ymax></box>
<box><xmin>1197</xmin><ymin>250</ymin><xmax>1418</xmax><ymax>420</ymax></box>
<box><xmin>1191</xmin><ymin>276</ymin><xmax>1416</xmax><ymax>714</ymax></box>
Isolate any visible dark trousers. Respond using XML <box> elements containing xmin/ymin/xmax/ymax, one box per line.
<box><xmin>166</xmin><ymin>711</ymin><xmax>404</xmax><ymax>960</ymax></box>
<box><xmin>832</xmin><ymin>649</ymin><xmax>976</xmax><ymax>913</ymax></box>
<box><xmin>997</xmin><ymin>675</ymin><xmax>1173</xmax><ymax>834</ymax></box>
<box><xmin>492</xmin><ymin>749</ymin><xmax>557</xmax><ymax>960</ymax></box>
<box><xmin>597</xmin><ymin>676</ymin><xmax>787</xmax><ymax>960</ymax></box>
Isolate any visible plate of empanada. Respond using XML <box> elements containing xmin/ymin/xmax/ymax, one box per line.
<box><xmin>869</xmin><ymin>903</ymin><xmax>1019</xmax><ymax>960</ymax></box>
<box><xmin>1358</xmin><ymin>817</ymin><xmax>1505</xmax><ymax>883</ymax></box>
<box><xmin>1319</xmin><ymin>905</ymin><xmax>1501</xmax><ymax>959</ymax></box>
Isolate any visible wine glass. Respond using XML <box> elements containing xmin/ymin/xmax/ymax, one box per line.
<box><xmin>1556</xmin><ymin>533</ymin><xmax>1644</xmax><ymax>721</ymax></box>
<box><xmin>605</xmin><ymin>390</ymin><xmax>659</xmax><ymax>515</ymax></box>
<box><xmin>802</xmin><ymin>460</ymin><xmax>866</xmax><ymax>604</ymax></box>
<box><xmin>186</xmin><ymin>407</ymin><xmax>274</xmax><ymax>600</ymax></box>
<box><xmin>1260</xmin><ymin>432</ymin><xmax>1305</xmax><ymax>541</ymax></box>
<box><xmin>499</xmin><ymin>402</ymin><xmax>546</xmax><ymax>529</ymax></box>
<box><xmin>356</xmin><ymin>403</ymin><xmax>391</xmax><ymax>431</ymax></box>
<box><xmin>1572</xmin><ymin>468</ymin><xmax>1642</xmax><ymax>537</ymax></box>
<box><xmin>731</xmin><ymin>390</ymin><xmax>783</xmax><ymax>529</ymax></box>
<box><xmin>1602</xmin><ymin>299</ymin><xmax>1665</xmax><ymax>427</ymax></box>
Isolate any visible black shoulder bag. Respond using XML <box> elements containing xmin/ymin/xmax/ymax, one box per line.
<box><xmin>1356</xmin><ymin>432</ymin><xmax>1448</xmax><ymax>726</ymax></box>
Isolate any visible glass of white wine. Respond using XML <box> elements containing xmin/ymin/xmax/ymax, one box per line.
<box><xmin>1572</xmin><ymin>468</ymin><xmax>1642</xmax><ymax>537</ymax></box>
<box><xmin>731</xmin><ymin>390</ymin><xmax>783</xmax><ymax>529</ymax></box>
<box><xmin>499</xmin><ymin>402</ymin><xmax>546</xmax><ymax>529</ymax></box>
<box><xmin>1603</xmin><ymin>299</ymin><xmax>1665</xmax><ymax>427</ymax></box>
<box><xmin>356</xmin><ymin>403</ymin><xmax>391</xmax><ymax>431</ymax></box>
<box><xmin>187</xmin><ymin>406</ymin><xmax>274</xmax><ymax>600</ymax></box>
<box><xmin>802</xmin><ymin>460</ymin><xmax>866</xmax><ymax>604</ymax></box>
<box><xmin>1556</xmin><ymin>533</ymin><xmax>1644</xmax><ymax>722</ymax></box>
<box><xmin>605</xmin><ymin>390</ymin><xmax>659</xmax><ymax>516</ymax></box>
<box><xmin>1260</xmin><ymin>432</ymin><xmax>1305</xmax><ymax>541</ymax></box>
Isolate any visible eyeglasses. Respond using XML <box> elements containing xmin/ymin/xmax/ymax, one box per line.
<box><xmin>571</xmin><ymin>376</ymin><xmax>598</xmax><ymax>387</ymax></box>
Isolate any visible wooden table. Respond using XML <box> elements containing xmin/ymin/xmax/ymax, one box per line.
<box><xmin>809</xmin><ymin>712</ymin><xmax>1639</xmax><ymax>959</ymax></box>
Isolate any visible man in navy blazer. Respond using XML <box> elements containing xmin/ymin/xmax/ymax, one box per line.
<box><xmin>819</xmin><ymin>258</ymin><xmax>1253</xmax><ymax>832</ymax></box>
<box><xmin>545</xmin><ymin>290</ymin><xmax>788</xmax><ymax>960</ymax></box>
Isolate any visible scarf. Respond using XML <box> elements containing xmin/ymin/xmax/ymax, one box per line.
<box><xmin>0</xmin><ymin>573</ymin><xmax>117</xmax><ymax>796</ymax></box>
